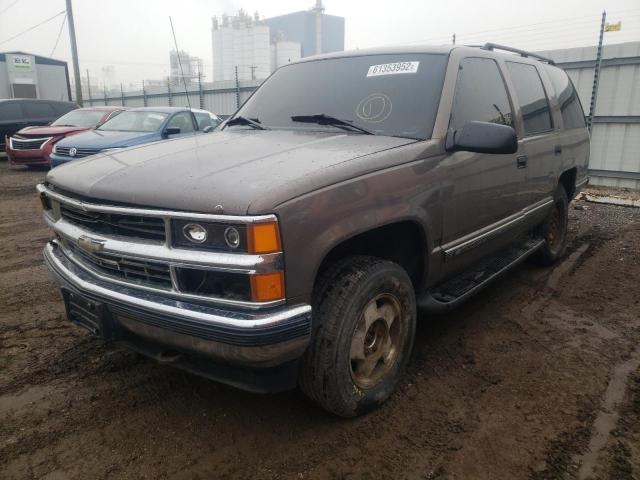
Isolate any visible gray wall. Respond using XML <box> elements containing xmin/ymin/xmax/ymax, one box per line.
<box><xmin>539</xmin><ymin>42</ymin><xmax>640</xmax><ymax>189</ymax></box>
<box><xmin>264</xmin><ymin>11</ymin><xmax>345</xmax><ymax>57</ymax></box>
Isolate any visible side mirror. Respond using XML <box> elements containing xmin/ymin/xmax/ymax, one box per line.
<box><xmin>445</xmin><ymin>121</ymin><xmax>517</xmax><ymax>155</ymax></box>
<box><xmin>202</xmin><ymin>125</ymin><xmax>214</xmax><ymax>133</ymax></box>
<box><xmin>163</xmin><ymin>126</ymin><xmax>181</xmax><ymax>138</ymax></box>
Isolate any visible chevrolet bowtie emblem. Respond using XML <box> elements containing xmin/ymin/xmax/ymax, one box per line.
<box><xmin>77</xmin><ymin>235</ymin><xmax>106</xmax><ymax>253</ymax></box>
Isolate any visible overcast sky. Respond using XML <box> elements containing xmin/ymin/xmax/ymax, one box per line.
<box><xmin>1</xmin><ymin>0</ymin><xmax>638</xmax><ymax>88</ymax></box>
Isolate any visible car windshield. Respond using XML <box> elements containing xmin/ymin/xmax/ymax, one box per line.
<box><xmin>98</xmin><ymin>111</ymin><xmax>168</xmax><ymax>132</ymax></box>
<box><xmin>51</xmin><ymin>109</ymin><xmax>106</xmax><ymax>127</ymax></box>
<box><xmin>233</xmin><ymin>53</ymin><xmax>448</xmax><ymax>139</ymax></box>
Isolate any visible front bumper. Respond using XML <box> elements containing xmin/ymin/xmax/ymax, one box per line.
<box><xmin>7</xmin><ymin>148</ymin><xmax>51</xmax><ymax>166</ymax></box>
<box><xmin>44</xmin><ymin>240</ymin><xmax>312</xmax><ymax>372</ymax></box>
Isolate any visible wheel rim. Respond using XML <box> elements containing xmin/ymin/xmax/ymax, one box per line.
<box><xmin>547</xmin><ymin>201</ymin><xmax>565</xmax><ymax>253</ymax></box>
<box><xmin>349</xmin><ymin>293</ymin><xmax>404</xmax><ymax>389</ymax></box>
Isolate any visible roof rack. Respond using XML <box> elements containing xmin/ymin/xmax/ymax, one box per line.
<box><xmin>480</xmin><ymin>43</ymin><xmax>556</xmax><ymax>65</ymax></box>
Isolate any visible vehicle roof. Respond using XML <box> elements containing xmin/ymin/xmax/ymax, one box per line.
<box><xmin>76</xmin><ymin>106</ymin><xmax>126</xmax><ymax>111</ymax></box>
<box><xmin>295</xmin><ymin>44</ymin><xmax>549</xmax><ymax>65</ymax></box>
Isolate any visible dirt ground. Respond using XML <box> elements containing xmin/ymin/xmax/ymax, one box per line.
<box><xmin>1</xmin><ymin>159</ymin><xmax>639</xmax><ymax>480</ymax></box>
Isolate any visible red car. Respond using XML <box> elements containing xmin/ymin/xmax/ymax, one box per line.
<box><xmin>6</xmin><ymin>106</ymin><xmax>126</xmax><ymax>168</ymax></box>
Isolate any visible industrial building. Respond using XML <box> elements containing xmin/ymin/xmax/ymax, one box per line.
<box><xmin>211</xmin><ymin>2</ymin><xmax>344</xmax><ymax>82</ymax></box>
<box><xmin>0</xmin><ymin>51</ymin><xmax>71</xmax><ymax>100</ymax></box>
<box><xmin>539</xmin><ymin>41</ymin><xmax>640</xmax><ymax>189</ymax></box>
<box><xmin>169</xmin><ymin>50</ymin><xmax>204</xmax><ymax>87</ymax></box>
<box><xmin>264</xmin><ymin>1</ymin><xmax>345</xmax><ymax>57</ymax></box>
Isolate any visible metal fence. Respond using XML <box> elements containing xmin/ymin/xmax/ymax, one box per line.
<box><xmin>540</xmin><ymin>41</ymin><xmax>640</xmax><ymax>189</ymax></box>
<box><xmin>82</xmin><ymin>78</ymin><xmax>263</xmax><ymax>116</ymax></box>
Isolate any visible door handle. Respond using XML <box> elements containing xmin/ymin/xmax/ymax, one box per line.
<box><xmin>516</xmin><ymin>155</ymin><xmax>528</xmax><ymax>169</ymax></box>
<box><xmin>554</xmin><ymin>145</ymin><xmax>562</xmax><ymax>156</ymax></box>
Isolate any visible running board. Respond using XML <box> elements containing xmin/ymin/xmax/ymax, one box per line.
<box><xmin>418</xmin><ymin>237</ymin><xmax>545</xmax><ymax>313</ymax></box>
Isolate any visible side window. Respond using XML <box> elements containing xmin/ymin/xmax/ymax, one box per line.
<box><xmin>194</xmin><ymin>112</ymin><xmax>211</xmax><ymax>130</ymax></box>
<box><xmin>450</xmin><ymin>57</ymin><xmax>514</xmax><ymax>131</ymax></box>
<box><xmin>166</xmin><ymin>112</ymin><xmax>195</xmax><ymax>133</ymax></box>
<box><xmin>24</xmin><ymin>102</ymin><xmax>56</xmax><ymax>119</ymax></box>
<box><xmin>544</xmin><ymin>66</ymin><xmax>586</xmax><ymax>129</ymax></box>
<box><xmin>506</xmin><ymin>62</ymin><xmax>553</xmax><ymax>136</ymax></box>
<box><xmin>0</xmin><ymin>102</ymin><xmax>23</xmax><ymax>121</ymax></box>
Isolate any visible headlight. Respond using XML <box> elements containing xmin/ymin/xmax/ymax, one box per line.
<box><xmin>171</xmin><ymin>220</ymin><xmax>281</xmax><ymax>254</ymax></box>
<box><xmin>52</xmin><ymin>144</ymin><xmax>58</xmax><ymax>154</ymax></box>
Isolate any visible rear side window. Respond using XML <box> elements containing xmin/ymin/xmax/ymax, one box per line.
<box><xmin>450</xmin><ymin>57</ymin><xmax>513</xmax><ymax>131</ymax></box>
<box><xmin>506</xmin><ymin>62</ymin><xmax>553</xmax><ymax>136</ymax></box>
<box><xmin>0</xmin><ymin>102</ymin><xmax>22</xmax><ymax>121</ymax></box>
<box><xmin>24</xmin><ymin>102</ymin><xmax>56</xmax><ymax>119</ymax></box>
<box><xmin>544</xmin><ymin>66</ymin><xmax>586</xmax><ymax>129</ymax></box>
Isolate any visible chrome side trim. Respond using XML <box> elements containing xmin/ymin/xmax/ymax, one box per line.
<box><xmin>37</xmin><ymin>184</ymin><xmax>276</xmax><ymax>224</ymax></box>
<box><xmin>443</xmin><ymin>198</ymin><xmax>553</xmax><ymax>259</ymax></box>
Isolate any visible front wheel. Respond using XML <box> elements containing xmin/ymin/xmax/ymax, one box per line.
<box><xmin>531</xmin><ymin>185</ymin><xmax>569</xmax><ymax>266</ymax></box>
<box><xmin>299</xmin><ymin>256</ymin><xmax>416</xmax><ymax>417</ymax></box>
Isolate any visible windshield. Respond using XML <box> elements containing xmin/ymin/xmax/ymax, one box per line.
<box><xmin>98</xmin><ymin>111</ymin><xmax>168</xmax><ymax>132</ymax></box>
<box><xmin>234</xmin><ymin>53</ymin><xmax>448</xmax><ymax>139</ymax></box>
<box><xmin>52</xmin><ymin>109</ymin><xmax>106</xmax><ymax>127</ymax></box>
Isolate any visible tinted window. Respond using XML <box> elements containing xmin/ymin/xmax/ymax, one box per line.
<box><xmin>24</xmin><ymin>102</ymin><xmax>56</xmax><ymax>119</ymax></box>
<box><xmin>99</xmin><ymin>111</ymin><xmax>168</xmax><ymax>132</ymax></box>
<box><xmin>235</xmin><ymin>54</ymin><xmax>449</xmax><ymax>139</ymax></box>
<box><xmin>167</xmin><ymin>112</ymin><xmax>195</xmax><ymax>133</ymax></box>
<box><xmin>52</xmin><ymin>102</ymin><xmax>77</xmax><ymax>115</ymax></box>
<box><xmin>544</xmin><ymin>66</ymin><xmax>586</xmax><ymax>129</ymax></box>
<box><xmin>0</xmin><ymin>102</ymin><xmax>22</xmax><ymax>121</ymax></box>
<box><xmin>450</xmin><ymin>57</ymin><xmax>513</xmax><ymax>131</ymax></box>
<box><xmin>506</xmin><ymin>62</ymin><xmax>553</xmax><ymax>136</ymax></box>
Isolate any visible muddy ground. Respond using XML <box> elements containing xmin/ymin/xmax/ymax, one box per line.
<box><xmin>1</xmin><ymin>159</ymin><xmax>639</xmax><ymax>480</ymax></box>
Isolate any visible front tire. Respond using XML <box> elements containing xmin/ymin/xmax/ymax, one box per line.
<box><xmin>531</xmin><ymin>185</ymin><xmax>569</xmax><ymax>266</ymax></box>
<box><xmin>299</xmin><ymin>256</ymin><xmax>416</xmax><ymax>417</ymax></box>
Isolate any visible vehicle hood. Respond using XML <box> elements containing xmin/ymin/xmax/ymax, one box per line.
<box><xmin>55</xmin><ymin>129</ymin><xmax>159</xmax><ymax>149</ymax></box>
<box><xmin>16</xmin><ymin>125</ymin><xmax>91</xmax><ymax>137</ymax></box>
<box><xmin>46</xmin><ymin>129</ymin><xmax>420</xmax><ymax>215</ymax></box>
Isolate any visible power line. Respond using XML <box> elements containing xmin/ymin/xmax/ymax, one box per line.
<box><xmin>0</xmin><ymin>0</ymin><xmax>20</xmax><ymax>16</ymax></box>
<box><xmin>0</xmin><ymin>10</ymin><xmax>65</xmax><ymax>46</ymax></box>
<box><xmin>50</xmin><ymin>13</ymin><xmax>67</xmax><ymax>57</ymax></box>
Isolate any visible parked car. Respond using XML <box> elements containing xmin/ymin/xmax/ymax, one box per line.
<box><xmin>38</xmin><ymin>44</ymin><xmax>589</xmax><ymax>417</ymax></box>
<box><xmin>6</xmin><ymin>106</ymin><xmax>125</xmax><ymax>168</ymax></box>
<box><xmin>1</xmin><ymin>99</ymin><xmax>77</xmax><ymax>152</ymax></box>
<box><xmin>48</xmin><ymin>107</ymin><xmax>219</xmax><ymax>167</ymax></box>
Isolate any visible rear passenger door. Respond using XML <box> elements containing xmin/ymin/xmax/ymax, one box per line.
<box><xmin>505</xmin><ymin>62</ymin><xmax>557</xmax><ymax>210</ymax></box>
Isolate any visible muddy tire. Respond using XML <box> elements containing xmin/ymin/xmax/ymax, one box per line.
<box><xmin>531</xmin><ymin>185</ymin><xmax>569</xmax><ymax>266</ymax></box>
<box><xmin>299</xmin><ymin>255</ymin><xmax>416</xmax><ymax>417</ymax></box>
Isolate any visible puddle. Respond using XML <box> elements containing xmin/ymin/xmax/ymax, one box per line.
<box><xmin>576</xmin><ymin>345</ymin><xmax>640</xmax><ymax>479</ymax></box>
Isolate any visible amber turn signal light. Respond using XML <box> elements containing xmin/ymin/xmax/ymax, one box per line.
<box><xmin>250</xmin><ymin>271</ymin><xmax>285</xmax><ymax>302</ymax></box>
<box><xmin>247</xmin><ymin>222</ymin><xmax>281</xmax><ymax>254</ymax></box>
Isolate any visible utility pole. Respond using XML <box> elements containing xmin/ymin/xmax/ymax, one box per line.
<box><xmin>452</xmin><ymin>33</ymin><xmax>456</xmax><ymax>45</ymax></box>
<box><xmin>65</xmin><ymin>0</ymin><xmax>83</xmax><ymax>106</ymax></box>
<box><xmin>85</xmin><ymin>69</ymin><xmax>91</xmax><ymax>105</ymax></box>
<box><xmin>234</xmin><ymin>65</ymin><xmax>240</xmax><ymax>109</ymax></box>
<box><xmin>588</xmin><ymin>10</ymin><xmax>606</xmax><ymax>133</ymax></box>
<box><xmin>120</xmin><ymin>83</ymin><xmax>125</xmax><ymax>106</ymax></box>
<box><xmin>142</xmin><ymin>79</ymin><xmax>147</xmax><ymax>107</ymax></box>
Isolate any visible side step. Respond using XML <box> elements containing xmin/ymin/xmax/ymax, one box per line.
<box><xmin>418</xmin><ymin>237</ymin><xmax>545</xmax><ymax>313</ymax></box>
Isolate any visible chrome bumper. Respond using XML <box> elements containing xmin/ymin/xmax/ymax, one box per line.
<box><xmin>44</xmin><ymin>240</ymin><xmax>312</xmax><ymax>368</ymax></box>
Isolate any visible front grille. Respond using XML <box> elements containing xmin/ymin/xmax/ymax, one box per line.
<box><xmin>55</xmin><ymin>146</ymin><xmax>102</xmax><ymax>158</ymax></box>
<box><xmin>60</xmin><ymin>203</ymin><xmax>166</xmax><ymax>241</ymax></box>
<box><xmin>65</xmin><ymin>240</ymin><xmax>172</xmax><ymax>289</ymax></box>
<box><xmin>10</xmin><ymin>137</ymin><xmax>51</xmax><ymax>150</ymax></box>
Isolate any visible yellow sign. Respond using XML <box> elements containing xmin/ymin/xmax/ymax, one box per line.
<box><xmin>605</xmin><ymin>21</ymin><xmax>622</xmax><ymax>32</ymax></box>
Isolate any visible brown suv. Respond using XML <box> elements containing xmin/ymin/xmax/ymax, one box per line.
<box><xmin>38</xmin><ymin>43</ymin><xmax>589</xmax><ymax>417</ymax></box>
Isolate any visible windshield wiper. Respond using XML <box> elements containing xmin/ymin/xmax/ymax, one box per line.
<box><xmin>291</xmin><ymin>114</ymin><xmax>374</xmax><ymax>135</ymax></box>
<box><xmin>224</xmin><ymin>116</ymin><xmax>267</xmax><ymax>130</ymax></box>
